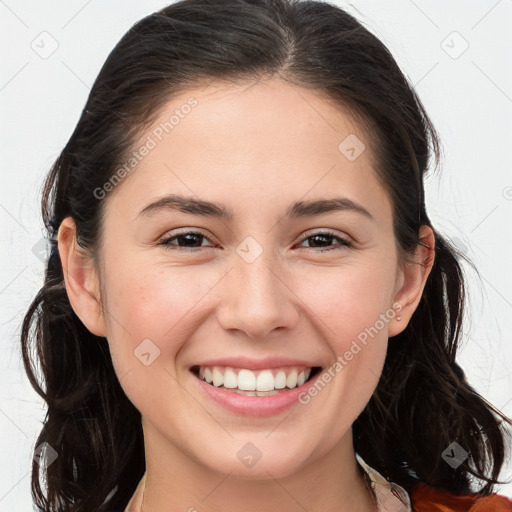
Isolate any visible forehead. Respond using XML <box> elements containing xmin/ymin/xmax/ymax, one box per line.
<box><xmin>104</xmin><ymin>78</ymin><xmax>392</xmax><ymax>227</ymax></box>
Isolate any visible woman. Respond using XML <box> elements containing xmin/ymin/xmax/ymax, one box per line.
<box><xmin>21</xmin><ymin>0</ymin><xmax>512</xmax><ymax>511</ymax></box>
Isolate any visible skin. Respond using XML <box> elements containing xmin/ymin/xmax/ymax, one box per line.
<box><xmin>58</xmin><ymin>77</ymin><xmax>435</xmax><ymax>512</ymax></box>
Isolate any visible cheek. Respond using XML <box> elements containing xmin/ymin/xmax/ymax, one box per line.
<box><xmin>294</xmin><ymin>259</ymin><xmax>393</xmax><ymax>399</ymax></box>
<box><xmin>105</xmin><ymin>266</ymin><xmax>210</xmax><ymax>340</ymax></box>
<box><xmin>295</xmin><ymin>258</ymin><xmax>397</xmax><ymax>339</ymax></box>
<box><xmin>294</xmin><ymin>264</ymin><xmax>392</xmax><ymax>448</ymax></box>
<box><xmin>100</xmin><ymin>266</ymin><xmax>212</xmax><ymax>417</ymax></box>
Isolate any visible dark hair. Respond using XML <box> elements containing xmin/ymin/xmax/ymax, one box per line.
<box><xmin>21</xmin><ymin>0</ymin><xmax>512</xmax><ymax>510</ymax></box>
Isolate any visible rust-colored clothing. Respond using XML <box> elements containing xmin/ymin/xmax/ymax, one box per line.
<box><xmin>410</xmin><ymin>481</ymin><xmax>512</xmax><ymax>511</ymax></box>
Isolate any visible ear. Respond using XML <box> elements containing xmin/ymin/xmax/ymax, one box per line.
<box><xmin>57</xmin><ymin>217</ymin><xmax>107</xmax><ymax>337</ymax></box>
<box><xmin>388</xmin><ymin>225</ymin><xmax>436</xmax><ymax>337</ymax></box>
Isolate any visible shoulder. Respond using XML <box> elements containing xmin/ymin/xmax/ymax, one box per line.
<box><xmin>410</xmin><ymin>482</ymin><xmax>512</xmax><ymax>512</ymax></box>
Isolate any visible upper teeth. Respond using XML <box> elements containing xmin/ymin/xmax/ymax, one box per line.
<box><xmin>198</xmin><ymin>366</ymin><xmax>312</xmax><ymax>391</ymax></box>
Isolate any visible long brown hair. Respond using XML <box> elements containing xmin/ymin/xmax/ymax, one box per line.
<box><xmin>21</xmin><ymin>0</ymin><xmax>512</xmax><ymax>510</ymax></box>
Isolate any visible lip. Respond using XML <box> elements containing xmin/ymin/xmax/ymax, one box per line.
<box><xmin>190</xmin><ymin>356</ymin><xmax>320</xmax><ymax>371</ymax></box>
<box><xmin>191</xmin><ymin>366</ymin><xmax>323</xmax><ymax>417</ymax></box>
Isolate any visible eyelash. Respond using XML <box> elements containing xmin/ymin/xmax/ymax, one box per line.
<box><xmin>158</xmin><ymin>229</ymin><xmax>353</xmax><ymax>253</ymax></box>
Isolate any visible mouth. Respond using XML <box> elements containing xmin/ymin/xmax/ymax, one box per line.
<box><xmin>190</xmin><ymin>365</ymin><xmax>323</xmax><ymax>396</ymax></box>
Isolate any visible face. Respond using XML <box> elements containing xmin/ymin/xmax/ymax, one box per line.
<box><xmin>62</xmin><ymin>78</ymin><xmax>429</xmax><ymax>480</ymax></box>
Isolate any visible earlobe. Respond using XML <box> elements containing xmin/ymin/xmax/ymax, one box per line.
<box><xmin>57</xmin><ymin>217</ymin><xmax>107</xmax><ymax>337</ymax></box>
<box><xmin>388</xmin><ymin>225</ymin><xmax>436</xmax><ymax>337</ymax></box>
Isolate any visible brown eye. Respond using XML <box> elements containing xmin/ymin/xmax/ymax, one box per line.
<box><xmin>297</xmin><ymin>231</ymin><xmax>353</xmax><ymax>252</ymax></box>
<box><xmin>159</xmin><ymin>231</ymin><xmax>216</xmax><ymax>251</ymax></box>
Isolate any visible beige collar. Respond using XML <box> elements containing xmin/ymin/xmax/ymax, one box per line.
<box><xmin>356</xmin><ymin>452</ymin><xmax>412</xmax><ymax>512</ymax></box>
<box><xmin>124</xmin><ymin>454</ymin><xmax>412</xmax><ymax>512</ymax></box>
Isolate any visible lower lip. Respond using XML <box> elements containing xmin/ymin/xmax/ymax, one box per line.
<box><xmin>191</xmin><ymin>369</ymin><xmax>322</xmax><ymax>417</ymax></box>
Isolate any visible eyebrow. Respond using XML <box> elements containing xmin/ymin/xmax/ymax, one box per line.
<box><xmin>136</xmin><ymin>194</ymin><xmax>375</xmax><ymax>222</ymax></box>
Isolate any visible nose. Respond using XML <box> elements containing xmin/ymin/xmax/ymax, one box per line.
<box><xmin>216</xmin><ymin>250</ymin><xmax>300</xmax><ymax>340</ymax></box>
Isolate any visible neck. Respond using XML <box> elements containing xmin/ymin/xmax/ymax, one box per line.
<box><xmin>138</xmin><ymin>422</ymin><xmax>377</xmax><ymax>512</ymax></box>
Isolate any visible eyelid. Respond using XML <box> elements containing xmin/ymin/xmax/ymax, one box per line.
<box><xmin>299</xmin><ymin>228</ymin><xmax>350</xmax><ymax>239</ymax></box>
<box><xmin>161</xmin><ymin>227</ymin><xmax>212</xmax><ymax>239</ymax></box>
<box><xmin>297</xmin><ymin>228</ymin><xmax>353</xmax><ymax>244</ymax></box>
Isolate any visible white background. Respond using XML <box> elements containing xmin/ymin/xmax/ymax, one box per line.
<box><xmin>1</xmin><ymin>0</ymin><xmax>511</xmax><ymax>509</ymax></box>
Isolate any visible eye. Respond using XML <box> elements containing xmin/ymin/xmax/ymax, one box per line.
<box><xmin>296</xmin><ymin>230</ymin><xmax>353</xmax><ymax>252</ymax></box>
<box><xmin>157</xmin><ymin>229</ymin><xmax>353</xmax><ymax>253</ymax></box>
<box><xmin>158</xmin><ymin>230</ymin><xmax>217</xmax><ymax>251</ymax></box>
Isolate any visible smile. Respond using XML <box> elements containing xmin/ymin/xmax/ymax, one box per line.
<box><xmin>191</xmin><ymin>365</ymin><xmax>322</xmax><ymax>396</ymax></box>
